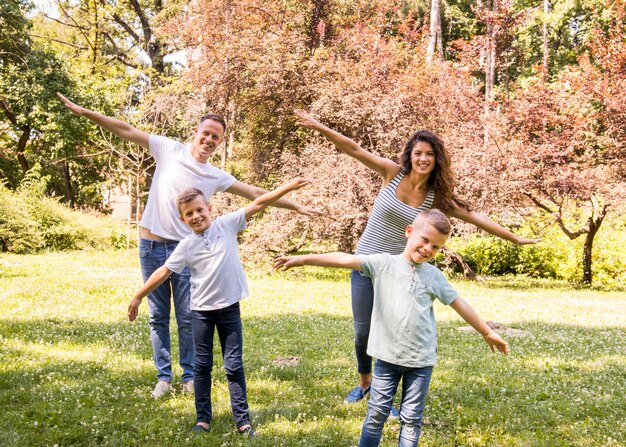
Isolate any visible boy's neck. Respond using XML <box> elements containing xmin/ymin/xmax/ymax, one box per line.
<box><xmin>402</xmin><ymin>252</ymin><xmax>424</xmax><ymax>268</ymax></box>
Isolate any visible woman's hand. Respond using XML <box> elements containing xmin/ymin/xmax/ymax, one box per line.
<box><xmin>294</xmin><ymin>109</ymin><xmax>323</xmax><ymax>131</ymax></box>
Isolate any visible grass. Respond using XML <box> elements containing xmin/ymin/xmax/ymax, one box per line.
<box><xmin>0</xmin><ymin>250</ymin><xmax>625</xmax><ymax>447</ymax></box>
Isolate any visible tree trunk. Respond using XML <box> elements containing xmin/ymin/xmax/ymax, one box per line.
<box><xmin>62</xmin><ymin>160</ymin><xmax>75</xmax><ymax>207</ymax></box>
<box><xmin>441</xmin><ymin>247</ymin><xmax>478</xmax><ymax>280</ymax></box>
<box><xmin>581</xmin><ymin>206</ymin><xmax>607</xmax><ymax>285</ymax></box>
<box><xmin>484</xmin><ymin>0</ymin><xmax>496</xmax><ymax>106</ymax></box>
<box><xmin>16</xmin><ymin>126</ymin><xmax>31</xmax><ymax>174</ymax></box>
<box><xmin>426</xmin><ymin>0</ymin><xmax>443</xmax><ymax>64</ymax></box>
<box><xmin>542</xmin><ymin>0</ymin><xmax>550</xmax><ymax>78</ymax></box>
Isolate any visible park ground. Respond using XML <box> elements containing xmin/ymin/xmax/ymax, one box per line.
<box><xmin>0</xmin><ymin>250</ymin><xmax>625</xmax><ymax>447</ymax></box>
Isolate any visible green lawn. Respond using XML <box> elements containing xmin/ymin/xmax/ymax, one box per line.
<box><xmin>1</xmin><ymin>250</ymin><xmax>624</xmax><ymax>447</ymax></box>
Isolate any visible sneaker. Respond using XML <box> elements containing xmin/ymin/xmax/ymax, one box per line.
<box><xmin>388</xmin><ymin>406</ymin><xmax>400</xmax><ymax>420</ymax></box>
<box><xmin>344</xmin><ymin>385</ymin><xmax>371</xmax><ymax>403</ymax></box>
<box><xmin>238</xmin><ymin>425</ymin><xmax>256</xmax><ymax>437</ymax></box>
<box><xmin>192</xmin><ymin>423</ymin><xmax>210</xmax><ymax>434</ymax></box>
<box><xmin>182</xmin><ymin>380</ymin><xmax>194</xmax><ymax>395</ymax></box>
<box><xmin>151</xmin><ymin>380</ymin><xmax>172</xmax><ymax>398</ymax></box>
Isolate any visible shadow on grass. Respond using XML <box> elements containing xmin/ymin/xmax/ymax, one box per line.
<box><xmin>0</xmin><ymin>314</ymin><xmax>624</xmax><ymax>447</ymax></box>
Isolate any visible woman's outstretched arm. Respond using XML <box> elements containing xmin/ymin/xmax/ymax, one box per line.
<box><xmin>448</xmin><ymin>202</ymin><xmax>540</xmax><ymax>245</ymax></box>
<box><xmin>295</xmin><ymin>109</ymin><xmax>400</xmax><ymax>182</ymax></box>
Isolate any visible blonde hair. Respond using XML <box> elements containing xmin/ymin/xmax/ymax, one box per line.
<box><xmin>412</xmin><ymin>209</ymin><xmax>452</xmax><ymax>235</ymax></box>
<box><xmin>177</xmin><ymin>188</ymin><xmax>207</xmax><ymax>214</ymax></box>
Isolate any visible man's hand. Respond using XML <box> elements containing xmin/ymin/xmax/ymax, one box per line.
<box><xmin>56</xmin><ymin>92</ymin><xmax>84</xmax><ymax>116</ymax></box>
<box><xmin>128</xmin><ymin>297</ymin><xmax>143</xmax><ymax>322</ymax></box>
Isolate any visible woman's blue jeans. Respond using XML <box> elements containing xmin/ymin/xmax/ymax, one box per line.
<box><xmin>351</xmin><ymin>270</ymin><xmax>375</xmax><ymax>374</ymax></box>
<box><xmin>359</xmin><ymin>360</ymin><xmax>433</xmax><ymax>447</ymax></box>
<box><xmin>139</xmin><ymin>238</ymin><xmax>194</xmax><ymax>383</ymax></box>
<box><xmin>191</xmin><ymin>302</ymin><xmax>250</xmax><ymax>428</ymax></box>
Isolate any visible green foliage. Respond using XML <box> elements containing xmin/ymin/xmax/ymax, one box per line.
<box><xmin>448</xmin><ymin>211</ymin><xmax>626</xmax><ymax>287</ymax></box>
<box><xmin>0</xmin><ymin>184</ymin><xmax>44</xmax><ymax>253</ymax></box>
<box><xmin>0</xmin><ymin>167</ymin><xmax>129</xmax><ymax>253</ymax></box>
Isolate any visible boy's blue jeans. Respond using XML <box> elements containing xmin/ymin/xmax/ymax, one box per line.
<box><xmin>139</xmin><ymin>238</ymin><xmax>194</xmax><ymax>383</ymax></box>
<box><xmin>359</xmin><ymin>360</ymin><xmax>433</xmax><ymax>447</ymax></box>
<box><xmin>191</xmin><ymin>302</ymin><xmax>251</xmax><ymax>428</ymax></box>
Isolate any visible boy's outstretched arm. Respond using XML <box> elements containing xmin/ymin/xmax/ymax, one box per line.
<box><xmin>243</xmin><ymin>178</ymin><xmax>311</xmax><ymax>219</ymax></box>
<box><xmin>273</xmin><ymin>252</ymin><xmax>361</xmax><ymax>271</ymax></box>
<box><xmin>449</xmin><ymin>297</ymin><xmax>510</xmax><ymax>355</ymax></box>
<box><xmin>128</xmin><ymin>266</ymin><xmax>173</xmax><ymax>321</ymax></box>
<box><xmin>57</xmin><ymin>92</ymin><xmax>150</xmax><ymax>149</ymax></box>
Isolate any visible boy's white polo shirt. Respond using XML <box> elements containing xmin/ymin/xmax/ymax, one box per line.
<box><xmin>140</xmin><ymin>135</ymin><xmax>236</xmax><ymax>241</ymax></box>
<box><xmin>165</xmin><ymin>209</ymin><xmax>249</xmax><ymax>311</ymax></box>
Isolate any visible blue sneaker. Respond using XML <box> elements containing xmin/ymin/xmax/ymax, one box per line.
<box><xmin>345</xmin><ymin>385</ymin><xmax>371</xmax><ymax>403</ymax></box>
<box><xmin>388</xmin><ymin>406</ymin><xmax>400</xmax><ymax>420</ymax></box>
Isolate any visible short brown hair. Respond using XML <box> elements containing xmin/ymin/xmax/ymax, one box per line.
<box><xmin>199</xmin><ymin>113</ymin><xmax>226</xmax><ymax>132</ymax></box>
<box><xmin>412</xmin><ymin>209</ymin><xmax>452</xmax><ymax>235</ymax></box>
<box><xmin>177</xmin><ymin>188</ymin><xmax>207</xmax><ymax>214</ymax></box>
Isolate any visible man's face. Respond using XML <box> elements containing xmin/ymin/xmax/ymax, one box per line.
<box><xmin>191</xmin><ymin>119</ymin><xmax>225</xmax><ymax>163</ymax></box>
<box><xmin>403</xmin><ymin>221</ymin><xmax>448</xmax><ymax>264</ymax></box>
<box><xmin>179</xmin><ymin>196</ymin><xmax>212</xmax><ymax>234</ymax></box>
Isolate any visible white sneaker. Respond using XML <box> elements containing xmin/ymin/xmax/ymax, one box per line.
<box><xmin>151</xmin><ymin>381</ymin><xmax>172</xmax><ymax>398</ymax></box>
<box><xmin>182</xmin><ymin>380</ymin><xmax>194</xmax><ymax>395</ymax></box>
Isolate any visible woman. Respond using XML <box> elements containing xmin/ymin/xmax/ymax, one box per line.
<box><xmin>295</xmin><ymin>109</ymin><xmax>537</xmax><ymax>404</ymax></box>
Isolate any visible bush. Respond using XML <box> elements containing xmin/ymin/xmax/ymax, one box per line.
<box><xmin>0</xmin><ymin>166</ymin><xmax>131</xmax><ymax>253</ymax></box>
<box><xmin>448</xmin><ymin>211</ymin><xmax>626</xmax><ymax>287</ymax></box>
<box><xmin>0</xmin><ymin>185</ymin><xmax>44</xmax><ymax>253</ymax></box>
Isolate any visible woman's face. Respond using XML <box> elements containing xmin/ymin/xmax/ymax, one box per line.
<box><xmin>410</xmin><ymin>141</ymin><xmax>436</xmax><ymax>176</ymax></box>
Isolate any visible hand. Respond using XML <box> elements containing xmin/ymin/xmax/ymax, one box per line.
<box><xmin>128</xmin><ymin>297</ymin><xmax>142</xmax><ymax>322</ymax></box>
<box><xmin>483</xmin><ymin>331</ymin><xmax>509</xmax><ymax>355</ymax></box>
<box><xmin>56</xmin><ymin>92</ymin><xmax>84</xmax><ymax>116</ymax></box>
<box><xmin>286</xmin><ymin>177</ymin><xmax>311</xmax><ymax>191</ymax></box>
<box><xmin>294</xmin><ymin>109</ymin><xmax>323</xmax><ymax>130</ymax></box>
<box><xmin>295</xmin><ymin>204</ymin><xmax>324</xmax><ymax>216</ymax></box>
<box><xmin>273</xmin><ymin>256</ymin><xmax>304</xmax><ymax>271</ymax></box>
<box><xmin>514</xmin><ymin>236</ymin><xmax>541</xmax><ymax>245</ymax></box>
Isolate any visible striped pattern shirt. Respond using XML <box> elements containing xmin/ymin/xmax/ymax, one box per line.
<box><xmin>355</xmin><ymin>171</ymin><xmax>435</xmax><ymax>256</ymax></box>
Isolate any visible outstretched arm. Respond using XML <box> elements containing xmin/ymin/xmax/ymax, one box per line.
<box><xmin>447</xmin><ymin>202</ymin><xmax>540</xmax><ymax>245</ymax></box>
<box><xmin>244</xmin><ymin>178</ymin><xmax>310</xmax><ymax>219</ymax></box>
<box><xmin>127</xmin><ymin>266</ymin><xmax>172</xmax><ymax>321</ymax></box>
<box><xmin>57</xmin><ymin>92</ymin><xmax>149</xmax><ymax>149</ymax></box>
<box><xmin>295</xmin><ymin>109</ymin><xmax>400</xmax><ymax>182</ymax></box>
<box><xmin>227</xmin><ymin>180</ymin><xmax>323</xmax><ymax>217</ymax></box>
<box><xmin>449</xmin><ymin>297</ymin><xmax>509</xmax><ymax>355</ymax></box>
<box><xmin>273</xmin><ymin>252</ymin><xmax>361</xmax><ymax>271</ymax></box>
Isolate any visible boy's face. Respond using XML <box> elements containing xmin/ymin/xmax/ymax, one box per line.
<box><xmin>179</xmin><ymin>196</ymin><xmax>212</xmax><ymax>234</ymax></box>
<box><xmin>403</xmin><ymin>221</ymin><xmax>448</xmax><ymax>264</ymax></box>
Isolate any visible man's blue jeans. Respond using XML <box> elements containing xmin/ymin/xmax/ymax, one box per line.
<box><xmin>139</xmin><ymin>238</ymin><xmax>194</xmax><ymax>383</ymax></box>
<box><xmin>359</xmin><ymin>360</ymin><xmax>433</xmax><ymax>447</ymax></box>
<box><xmin>191</xmin><ymin>302</ymin><xmax>250</xmax><ymax>428</ymax></box>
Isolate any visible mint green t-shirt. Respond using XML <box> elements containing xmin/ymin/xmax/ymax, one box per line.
<box><xmin>359</xmin><ymin>254</ymin><xmax>459</xmax><ymax>368</ymax></box>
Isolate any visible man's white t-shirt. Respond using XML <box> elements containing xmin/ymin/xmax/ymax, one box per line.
<box><xmin>139</xmin><ymin>135</ymin><xmax>237</xmax><ymax>241</ymax></box>
<box><xmin>164</xmin><ymin>209</ymin><xmax>249</xmax><ymax>311</ymax></box>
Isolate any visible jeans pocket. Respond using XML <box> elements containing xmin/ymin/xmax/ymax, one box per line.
<box><xmin>139</xmin><ymin>241</ymin><xmax>152</xmax><ymax>258</ymax></box>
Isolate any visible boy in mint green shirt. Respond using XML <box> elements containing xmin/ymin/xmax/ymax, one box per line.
<box><xmin>274</xmin><ymin>209</ymin><xmax>509</xmax><ymax>447</ymax></box>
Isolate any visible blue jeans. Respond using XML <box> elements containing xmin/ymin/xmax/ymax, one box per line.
<box><xmin>192</xmin><ymin>302</ymin><xmax>250</xmax><ymax>428</ymax></box>
<box><xmin>139</xmin><ymin>238</ymin><xmax>194</xmax><ymax>383</ymax></box>
<box><xmin>359</xmin><ymin>360</ymin><xmax>433</xmax><ymax>447</ymax></box>
<box><xmin>351</xmin><ymin>270</ymin><xmax>375</xmax><ymax>374</ymax></box>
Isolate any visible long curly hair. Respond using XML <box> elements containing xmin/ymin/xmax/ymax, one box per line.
<box><xmin>400</xmin><ymin>130</ymin><xmax>469</xmax><ymax>212</ymax></box>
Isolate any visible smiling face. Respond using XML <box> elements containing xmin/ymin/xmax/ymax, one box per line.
<box><xmin>191</xmin><ymin>119</ymin><xmax>225</xmax><ymax>163</ymax></box>
<box><xmin>403</xmin><ymin>220</ymin><xmax>449</xmax><ymax>265</ymax></box>
<box><xmin>179</xmin><ymin>195</ymin><xmax>212</xmax><ymax>234</ymax></box>
<box><xmin>410</xmin><ymin>141</ymin><xmax>436</xmax><ymax>176</ymax></box>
